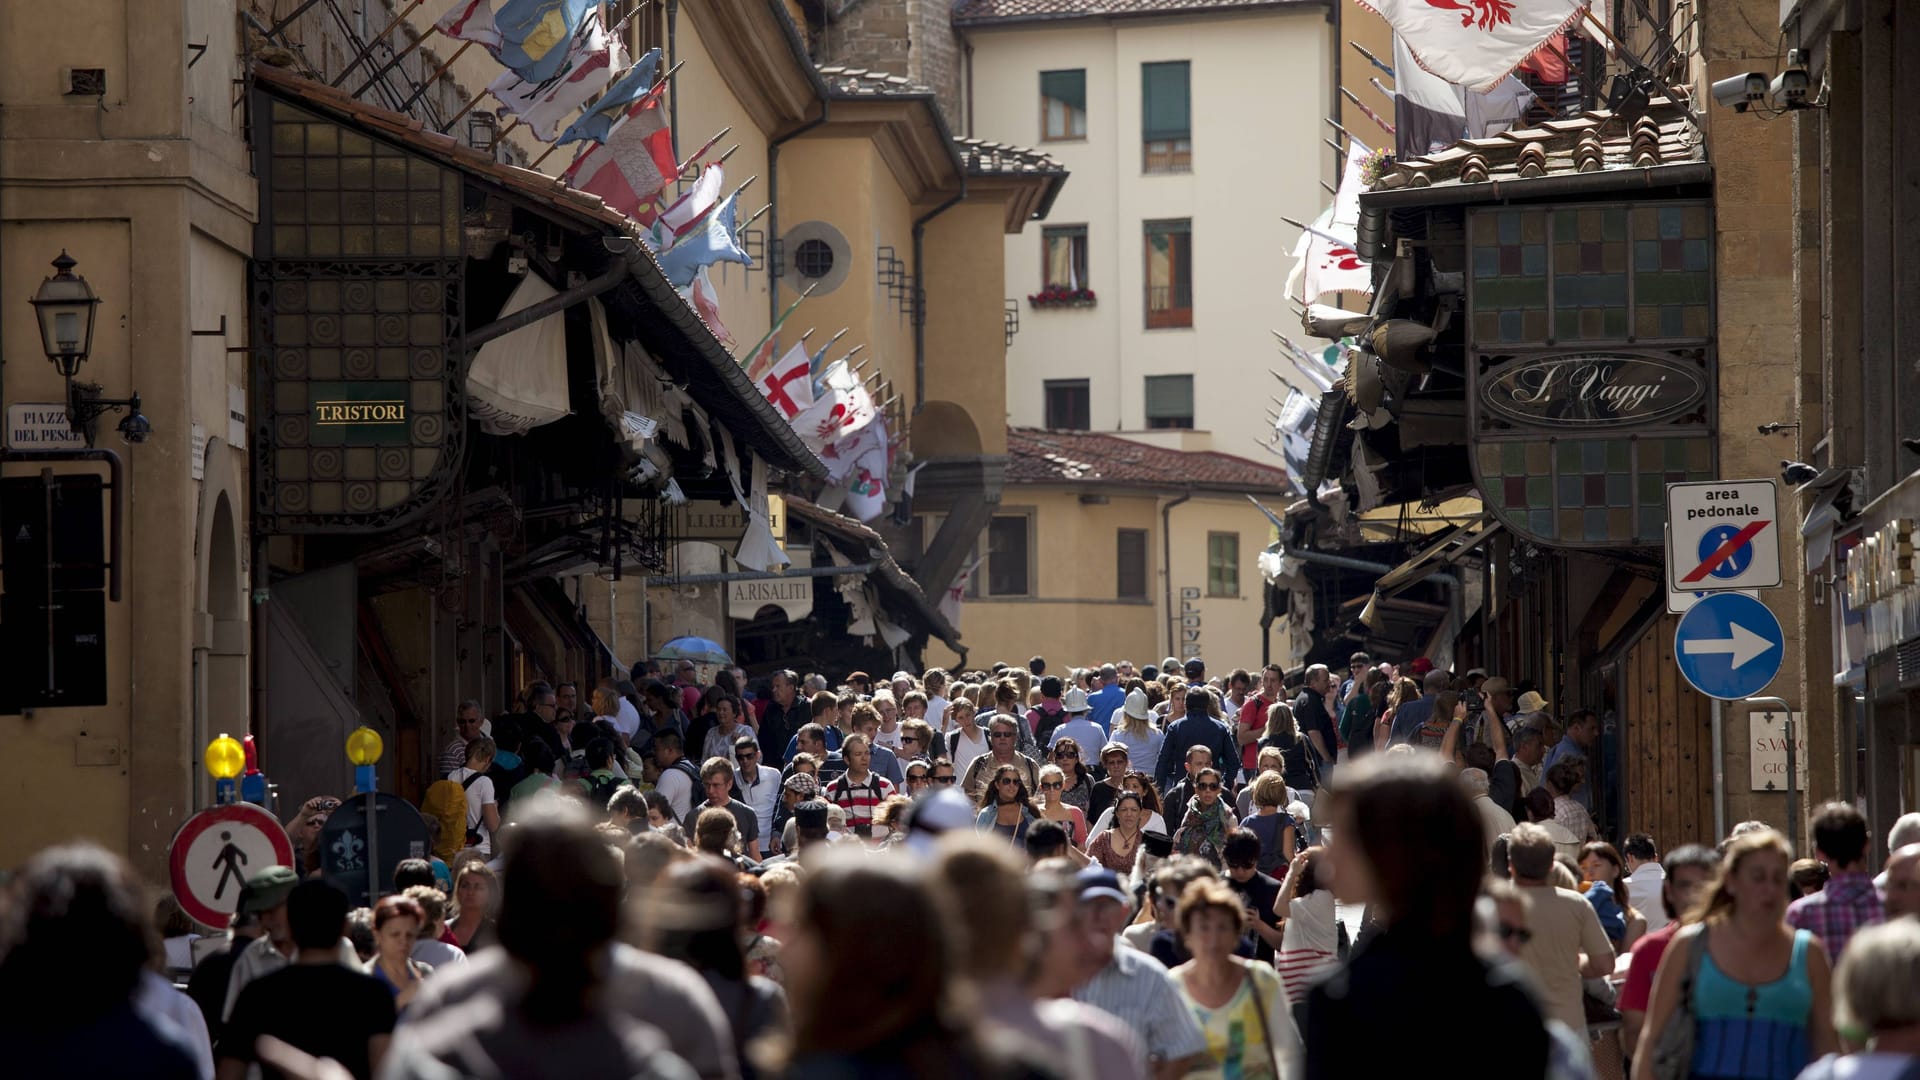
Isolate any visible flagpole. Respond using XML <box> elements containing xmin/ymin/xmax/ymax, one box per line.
<box><xmin>673</xmin><ymin>127</ymin><xmax>734</xmax><ymax>176</ymax></box>
<box><xmin>1349</xmin><ymin>40</ymin><xmax>1394</xmax><ymax>78</ymax></box>
<box><xmin>358</xmin><ymin>23</ymin><xmax>444</xmax><ymax>100</ymax></box>
<box><xmin>734</xmin><ymin>203</ymin><xmax>770</xmax><ymax>236</ymax></box>
<box><xmin>740</xmin><ymin>282</ymin><xmax>818</xmax><ymax>378</ymax></box>
<box><xmin>1368</xmin><ymin>76</ymin><xmax>1394</xmax><ymax>100</ymax></box>
<box><xmin>334</xmin><ymin>0</ymin><xmax>428</xmax><ymax>88</ymax></box>
<box><xmin>1338</xmin><ymin>86</ymin><xmax>1397</xmax><ymax>136</ymax></box>
<box><xmin>1320</xmin><ymin>180</ymin><xmax>1336</xmax><ymax>195</ymax></box>
<box><xmin>1323</xmin><ymin>137</ymin><xmax>1346</xmax><ymax>156</ymax></box>
<box><xmin>1280</xmin><ymin>215</ymin><xmax>1352</xmax><ymax>249</ymax></box>
<box><xmin>1324</xmin><ymin>117</ymin><xmax>1357</xmax><ymax>143</ymax></box>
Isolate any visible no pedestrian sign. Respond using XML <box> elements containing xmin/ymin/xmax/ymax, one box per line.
<box><xmin>168</xmin><ymin>803</ymin><xmax>295</xmax><ymax>928</ymax></box>
<box><xmin>1665</xmin><ymin>479</ymin><xmax>1782</xmax><ymax>594</ymax></box>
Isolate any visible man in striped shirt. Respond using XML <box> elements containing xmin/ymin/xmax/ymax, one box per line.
<box><xmin>825</xmin><ymin>733</ymin><xmax>893</xmax><ymax>837</ymax></box>
<box><xmin>1074</xmin><ymin>867</ymin><xmax>1206</xmax><ymax>1080</ymax></box>
<box><xmin>437</xmin><ymin>702</ymin><xmax>485</xmax><ymax>780</ymax></box>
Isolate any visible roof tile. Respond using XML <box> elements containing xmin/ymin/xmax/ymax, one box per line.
<box><xmin>1381</xmin><ymin>94</ymin><xmax>1703</xmax><ymax>193</ymax></box>
<box><xmin>1008</xmin><ymin>428</ymin><xmax>1291</xmax><ymax>493</ymax></box>
<box><xmin>954</xmin><ymin>0</ymin><xmax>1301</xmax><ymax>24</ymax></box>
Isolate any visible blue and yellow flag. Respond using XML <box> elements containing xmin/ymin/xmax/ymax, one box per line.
<box><xmin>493</xmin><ymin>0</ymin><xmax>597</xmax><ymax>85</ymax></box>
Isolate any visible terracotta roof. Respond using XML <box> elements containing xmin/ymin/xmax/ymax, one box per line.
<box><xmin>954</xmin><ymin>138</ymin><xmax>1067</xmax><ymax>178</ymax></box>
<box><xmin>953</xmin><ymin>0</ymin><xmax>1299</xmax><ymax>24</ymax></box>
<box><xmin>248</xmin><ymin>62</ymin><xmax>827</xmax><ymax>480</ymax></box>
<box><xmin>1372</xmin><ymin>95</ymin><xmax>1705</xmax><ymax>194</ymax></box>
<box><xmin>784</xmin><ymin>497</ymin><xmax>964</xmax><ymax>652</ymax></box>
<box><xmin>1008</xmin><ymin>428</ymin><xmax>1293</xmax><ymax>494</ymax></box>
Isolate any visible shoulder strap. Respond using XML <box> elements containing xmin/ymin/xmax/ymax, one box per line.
<box><xmin>459</xmin><ymin>770</ymin><xmax>482</xmax><ymax>790</ymax></box>
<box><xmin>1244</xmin><ymin>963</ymin><xmax>1279</xmax><ymax>1062</ymax></box>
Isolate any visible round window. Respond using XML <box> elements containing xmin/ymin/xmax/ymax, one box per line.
<box><xmin>795</xmin><ymin>238</ymin><xmax>836</xmax><ymax>279</ymax></box>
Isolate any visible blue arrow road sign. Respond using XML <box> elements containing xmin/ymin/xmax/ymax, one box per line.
<box><xmin>1674</xmin><ymin>592</ymin><xmax>1784</xmax><ymax>701</ymax></box>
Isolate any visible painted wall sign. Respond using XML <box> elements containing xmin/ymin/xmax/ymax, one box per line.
<box><xmin>5</xmin><ymin>403</ymin><xmax>87</xmax><ymax>450</ymax></box>
<box><xmin>307</xmin><ymin>382</ymin><xmax>413</xmax><ymax>446</ymax></box>
<box><xmin>729</xmin><ymin>549</ymin><xmax>813</xmax><ymax>621</ymax></box>
<box><xmin>1481</xmin><ymin>353</ymin><xmax>1706</xmax><ymax>427</ymax></box>
<box><xmin>674</xmin><ymin>496</ymin><xmax>787</xmax><ymax>545</ymax></box>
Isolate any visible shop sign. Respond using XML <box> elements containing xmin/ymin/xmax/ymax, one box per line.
<box><xmin>674</xmin><ymin>495</ymin><xmax>786</xmax><ymax>545</ymax></box>
<box><xmin>1748</xmin><ymin>707</ymin><xmax>1809</xmax><ymax>792</ymax></box>
<box><xmin>1845</xmin><ymin>518</ymin><xmax>1914</xmax><ymax>610</ymax></box>
<box><xmin>1481</xmin><ymin>353</ymin><xmax>1706</xmax><ymax>428</ymax></box>
<box><xmin>308</xmin><ymin>382</ymin><xmax>411</xmax><ymax>446</ymax></box>
<box><xmin>729</xmin><ymin>550</ymin><xmax>812</xmax><ymax>621</ymax></box>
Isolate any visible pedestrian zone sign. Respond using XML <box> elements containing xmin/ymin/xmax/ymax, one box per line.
<box><xmin>168</xmin><ymin>803</ymin><xmax>294</xmax><ymax>928</ymax></box>
<box><xmin>1665</xmin><ymin>479</ymin><xmax>1782</xmax><ymax>594</ymax></box>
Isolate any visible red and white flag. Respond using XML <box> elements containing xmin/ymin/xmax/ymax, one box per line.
<box><xmin>686</xmin><ymin>267</ymin><xmax>733</xmax><ymax>348</ymax></box>
<box><xmin>658</xmin><ymin>164</ymin><xmax>724</xmax><ymax>238</ymax></box>
<box><xmin>1286</xmin><ymin>206</ymin><xmax>1372</xmax><ymax>303</ymax></box>
<box><xmin>754</xmin><ymin>343</ymin><xmax>814</xmax><ymax>420</ymax></box>
<box><xmin>1359</xmin><ymin>0</ymin><xmax>1588</xmax><ymax>91</ymax></box>
<box><xmin>562</xmin><ymin>88</ymin><xmax>674</xmax><ymax>219</ymax></box>
<box><xmin>486</xmin><ymin>11</ymin><xmax>619</xmax><ymax>142</ymax></box>
<box><xmin>793</xmin><ymin>360</ymin><xmax>877</xmax><ymax>459</ymax></box>
<box><xmin>435</xmin><ymin>0</ymin><xmax>501</xmax><ymax>50</ymax></box>
<box><xmin>837</xmin><ymin>419</ymin><xmax>891</xmax><ymax>522</ymax></box>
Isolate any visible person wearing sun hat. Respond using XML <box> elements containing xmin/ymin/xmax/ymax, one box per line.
<box><xmin>1048</xmin><ymin>688</ymin><xmax>1105</xmax><ymax>757</ymax></box>
<box><xmin>220</xmin><ymin>866</ymin><xmax>359</xmax><ymax>1022</ymax></box>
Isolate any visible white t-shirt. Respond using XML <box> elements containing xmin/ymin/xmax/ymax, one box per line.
<box><xmin>655</xmin><ymin>762</ymin><xmax>696</xmax><ymax>822</ymax></box>
<box><xmin>874</xmin><ymin>725</ymin><xmax>903</xmax><ymax>750</ymax></box>
<box><xmin>137</xmin><ymin>969</ymin><xmax>213</xmax><ymax>1080</ymax></box>
<box><xmin>926</xmin><ymin>695</ymin><xmax>950</xmax><ymax>731</ymax></box>
<box><xmin>452</xmin><ymin>767</ymin><xmax>497</xmax><ymax>853</ymax></box>
<box><xmin>1627</xmin><ymin>862</ymin><xmax>1669</xmax><ymax>934</ymax></box>
<box><xmin>613</xmin><ymin>697</ymin><xmax>643</xmax><ymax>741</ymax></box>
<box><xmin>948</xmin><ymin>725</ymin><xmax>990</xmax><ymax>777</ymax></box>
<box><xmin>412</xmin><ymin>938</ymin><xmax>468</xmax><ymax>969</ymax></box>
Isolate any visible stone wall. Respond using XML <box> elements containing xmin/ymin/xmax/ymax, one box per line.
<box><xmin>812</xmin><ymin>0</ymin><xmax>965</xmax><ymax>129</ymax></box>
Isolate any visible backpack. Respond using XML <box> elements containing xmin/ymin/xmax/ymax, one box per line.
<box><xmin>420</xmin><ymin>780</ymin><xmax>468</xmax><ymax>862</ymax></box>
<box><xmin>458</xmin><ymin>770</ymin><xmax>487</xmax><ymax>846</ymax></box>
<box><xmin>584</xmin><ymin>771</ymin><xmax>628</xmax><ymax>814</ymax></box>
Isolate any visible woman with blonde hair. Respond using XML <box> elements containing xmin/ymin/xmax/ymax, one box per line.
<box><xmin>1630</xmin><ymin>828</ymin><xmax>1835</xmax><ymax>1080</ymax></box>
<box><xmin>447</xmin><ymin>859</ymin><xmax>498</xmax><ymax>952</ymax></box>
<box><xmin>1261</xmin><ymin>701</ymin><xmax>1320</xmax><ymax>799</ymax></box>
<box><xmin>1169</xmin><ymin>877</ymin><xmax>1301</xmax><ymax>1079</ymax></box>
<box><xmin>1798</xmin><ymin>918</ymin><xmax>1920</xmax><ymax>1078</ymax></box>
<box><xmin>1033</xmin><ymin>764</ymin><xmax>1088</xmax><ymax>849</ymax></box>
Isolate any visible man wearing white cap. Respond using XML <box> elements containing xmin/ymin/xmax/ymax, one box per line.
<box><xmin>1049</xmin><ymin>689</ymin><xmax>1105</xmax><ymax>755</ymax></box>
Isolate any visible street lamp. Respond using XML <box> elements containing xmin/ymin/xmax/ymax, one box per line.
<box><xmin>346</xmin><ymin>725</ymin><xmax>384</xmax><ymax>795</ymax></box>
<box><xmin>28</xmin><ymin>251</ymin><xmax>150</xmax><ymax>446</ymax></box>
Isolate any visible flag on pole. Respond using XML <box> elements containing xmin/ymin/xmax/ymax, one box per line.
<box><xmin>1519</xmin><ymin>31</ymin><xmax>1570</xmax><ymax>83</ymax></box>
<box><xmin>564</xmin><ymin>89</ymin><xmax>675</xmax><ymax>218</ymax></box>
<box><xmin>556</xmin><ymin>47</ymin><xmax>663</xmax><ymax>145</ymax></box>
<box><xmin>1357</xmin><ymin>0</ymin><xmax>1587</xmax><ymax>91</ymax></box>
<box><xmin>754</xmin><ymin>343</ymin><xmax>815</xmax><ymax>420</ymax></box>
<box><xmin>793</xmin><ymin>359</ymin><xmax>878</xmax><ymax>460</ymax></box>
<box><xmin>434</xmin><ymin>0</ymin><xmax>502</xmax><ymax>50</ymax></box>
<box><xmin>485</xmin><ymin>11</ymin><xmax>617</xmax><ymax>141</ymax></box>
<box><xmin>1286</xmin><ymin>205</ymin><xmax>1371</xmax><ymax>303</ymax></box>
<box><xmin>492</xmin><ymin>0</ymin><xmax>598</xmax><ymax>84</ymax></box>
<box><xmin>1391</xmin><ymin>33</ymin><xmax>1538</xmax><ymax>158</ymax></box>
<box><xmin>838</xmin><ymin>418</ymin><xmax>890</xmax><ymax>522</ymax></box>
<box><xmin>653</xmin><ymin>192</ymin><xmax>752</xmax><ymax>288</ymax></box>
<box><xmin>662</xmin><ymin>164</ymin><xmax>725</xmax><ymax>236</ymax></box>
<box><xmin>685</xmin><ymin>267</ymin><xmax>734</xmax><ymax>348</ymax></box>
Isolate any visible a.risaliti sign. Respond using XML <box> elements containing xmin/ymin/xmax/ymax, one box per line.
<box><xmin>729</xmin><ymin>549</ymin><xmax>812</xmax><ymax>621</ymax></box>
<box><xmin>1481</xmin><ymin>353</ymin><xmax>1707</xmax><ymax>428</ymax></box>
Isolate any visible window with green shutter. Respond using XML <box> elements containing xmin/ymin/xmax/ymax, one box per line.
<box><xmin>1207</xmin><ymin>532</ymin><xmax>1239</xmax><ymax>597</ymax></box>
<box><xmin>1141</xmin><ymin>61</ymin><xmax>1191</xmax><ymax>172</ymax></box>
<box><xmin>1144</xmin><ymin>220</ymin><xmax>1192</xmax><ymax>328</ymax></box>
<box><xmin>1144</xmin><ymin>374</ymin><xmax>1194</xmax><ymax>429</ymax></box>
<box><xmin>1040</xmin><ymin>69</ymin><xmax>1086</xmax><ymax>141</ymax></box>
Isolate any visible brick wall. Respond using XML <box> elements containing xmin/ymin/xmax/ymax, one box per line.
<box><xmin>813</xmin><ymin>0</ymin><xmax>965</xmax><ymax>129</ymax></box>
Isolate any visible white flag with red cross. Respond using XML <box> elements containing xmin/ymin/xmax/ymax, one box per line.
<box><xmin>754</xmin><ymin>343</ymin><xmax>814</xmax><ymax>420</ymax></box>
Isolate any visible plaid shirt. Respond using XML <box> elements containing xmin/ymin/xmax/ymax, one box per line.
<box><xmin>1787</xmin><ymin>870</ymin><xmax>1883</xmax><ymax>963</ymax></box>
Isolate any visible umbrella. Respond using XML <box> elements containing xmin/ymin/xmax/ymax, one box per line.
<box><xmin>656</xmin><ymin>636</ymin><xmax>733</xmax><ymax>665</ymax></box>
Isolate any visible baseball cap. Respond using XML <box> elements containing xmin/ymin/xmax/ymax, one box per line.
<box><xmin>847</xmin><ymin>671</ymin><xmax>871</xmax><ymax>685</ymax></box>
<box><xmin>240</xmin><ymin>865</ymin><xmax>299</xmax><ymax>913</ymax></box>
<box><xmin>1183</xmin><ymin>657</ymin><xmax>1205</xmax><ymax>676</ymax></box>
<box><xmin>903</xmin><ymin>788</ymin><xmax>977</xmax><ymax>856</ymax></box>
<box><xmin>1076</xmin><ymin>865</ymin><xmax>1131</xmax><ymax>906</ymax></box>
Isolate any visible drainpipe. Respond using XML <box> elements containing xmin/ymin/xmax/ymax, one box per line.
<box><xmin>666</xmin><ymin>0</ymin><xmax>680</xmax><ymax>161</ymax></box>
<box><xmin>912</xmin><ymin>178</ymin><xmax>967</xmax><ymax>411</ymax></box>
<box><xmin>1161</xmin><ymin>492</ymin><xmax>1193</xmax><ymax>658</ymax></box>
<box><xmin>767</xmin><ymin>98</ymin><xmax>831</xmax><ymax>324</ymax></box>
<box><xmin>1271</xmin><ymin>542</ymin><xmax>1465</xmax><ymax>657</ymax></box>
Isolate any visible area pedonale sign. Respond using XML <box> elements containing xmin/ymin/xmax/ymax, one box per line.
<box><xmin>1480</xmin><ymin>353</ymin><xmax>1707</xmax><ymax>427</ymax></box>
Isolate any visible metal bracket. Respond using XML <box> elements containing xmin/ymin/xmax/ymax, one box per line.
<box><xmin>192</xmin><ymin>314</ymin><xmax>228</xmax><ymax>337</ymax></box>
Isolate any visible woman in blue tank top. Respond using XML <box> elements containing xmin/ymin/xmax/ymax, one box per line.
<box><xmin>1629</xmin><ymin>829</ymin><xmax>1837</xmax><ymax>1080</ymax></box>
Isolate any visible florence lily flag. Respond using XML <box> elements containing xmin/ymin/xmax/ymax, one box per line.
<box><xmin>486</xmin><ymin>11</ymin><xmax>617</xmax><ymax>141</ymax></box>
<box><xmin>1359</xmin><ymin>0</ymin><xmax>1587</xmax><ymax>91</ymax></box>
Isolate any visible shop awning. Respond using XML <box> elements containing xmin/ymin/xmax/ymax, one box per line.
<box><xmin>1374</xmin><ymin>512</ymin><xmax>1502</xmax><ymax>594</ymax></box>
<box><xmin>1355</xmin><ymin>494</ymin><xmax>1487</xmax><ymax>542</ymax></box>
<box><xmin>250</xmin><ymin>63</ymin><xmax>825</xmax><ymax>481</ymax></box>
<box><xmin>785</xmin><ymin>496</ymin><xmax>964</xmax><ymax>654</ymax></box>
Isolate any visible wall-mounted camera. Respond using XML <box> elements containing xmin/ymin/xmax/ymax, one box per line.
<box><xmin>1714</xmin><ymin>50</ymin><xmax>1817</xmax><ymax>114</ymax></box>
<box><xmin>1711</xmin><ymin>72</ymin><xmax>1767</xmax><ymax>112</ymax></box>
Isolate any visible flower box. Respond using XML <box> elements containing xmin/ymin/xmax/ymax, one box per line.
<box><xmin>1027</xmin><ymin>287</ymin><xmax>1097</xmax><ymax>309</ymax></box>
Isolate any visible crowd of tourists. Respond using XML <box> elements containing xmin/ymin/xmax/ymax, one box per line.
<box><xmin>5</xmin><ymin>652</ymin><xmax>1920</xmax><ymax>1080</ymax></box>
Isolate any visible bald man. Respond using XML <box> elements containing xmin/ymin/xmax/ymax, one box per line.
<box><xmin>1884</xmin><ymin>843</ymin><xmax>1920</xmax><ymax>919</ymax></box>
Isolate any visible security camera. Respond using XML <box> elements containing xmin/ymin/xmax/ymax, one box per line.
<box><xmin>1771</xmin><ymin>50</ymin><xmax>1812</xmax><ymax>109</ymax></box>
<box><xmin>1781</xmin><ymin>460</ymin><xmax>1819</xmax><ymax>486</ymax></box>
<box><xmin>1712</xmin><ymin>72</ymin><xmax>1768</xmax><ymax>112</ymax></box>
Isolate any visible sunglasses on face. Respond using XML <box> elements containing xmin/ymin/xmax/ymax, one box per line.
<box><xmin>996</xmin><ymin>777</ymin><xmax>1020</xmax><ymax>785</ymax></box>
<box><xmin>1227</xmin><ymin>860</ymin><xmax>1256</xmax><ymax>871</ymax></box>
<box><xmin>900</xmin><ymin>735</ymin><xmax>918</xmax><ymax>745</ymax></box>
<box><xmin>932</xmin><ymin>774</ymin><xmax>956</xmax><ymax>784</ymax></box>
<box><xmin>1041</xmin><ymin>781</ymin><xmax>1064</xmax><ymax>790</ymax></box>
<box><xmin>1498</xmin><ymin>925</ymin><xmax>1532</xmax><ymax>944</ymax></box>
<box><xmin>990</xmin><ymin>731</ymin><xmax>1014</xmax><ymax>739</ymax></box>
<box><xmin>907</xmin><ymin>773</ymin><xmax>930</xmax><ymax>783</ymax></box>
<box><xmin>736</xmin><ymin>750</ymin><xmax>757</xmax><ymax>760</ymax></box>
<box><xmin>1056</xmin><ymin>751</ymin><xmax>1078</xmax><ymax>759</ymax></box>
